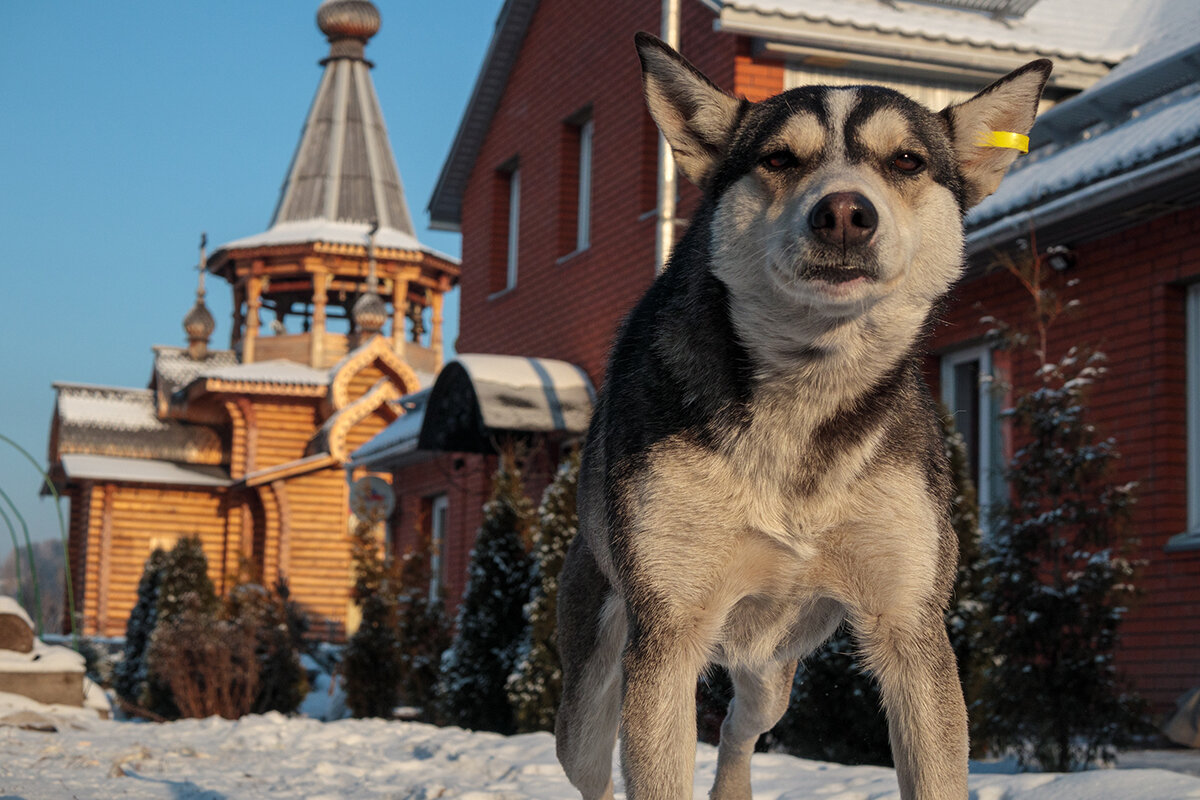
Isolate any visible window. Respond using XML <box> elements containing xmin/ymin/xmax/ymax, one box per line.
<box><xmin>490</xmin><ymin>160</ymin><xmax>520</xmax><ymax>296</ymax></box>
<box><xmin>941</xmin><ymin>344</ymin><xmax>1002</xmax><ymax>529</ymax></box>
<box><xmin>1170</xmin><ymin>286</ymin><xmax>1200</xmax><ymax>550</ymax></box>
<box><xmin>575</xmin><ymin>118</ymin><xmax>593</xmax><ymax>252</ymax></box>
<box><xmin>559</xmin><ymin>109</ymin><xmax>593</xmax><ymax>259</ymax></box>
<box><xmin>429</xmin><ymin>493</ymin><xmax>449</xmax><ymax>597</ymax></box>
<box><xmin>506</xmin><ymin>167</ymin><xmax>520</xmax><ymax>290</ymax></box>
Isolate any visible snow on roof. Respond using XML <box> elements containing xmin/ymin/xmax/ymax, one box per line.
<box><xmin>152</xmin><ymin>346</ymin><xmax>237</xmax><ymax>396</ymax></box>
<box><xmin>53</xmin><ymin>384</ymin><xmax>165</xmax><ymax>432</ymax></box>
<box><xmin>59</xmin><ymin>453</ymin><xmax>231</xmax><ymax>488</ymax></box>
<box><xmin>51</xmin><ymin>383</ymin><xmax>225</xmax><ymax>466</ymax></box>
<box><xmin>965</xmin><ymin>4</ymin><xmax>1200</xmax><ymax>250</ymax></box>
<box><xmin>216</xmin><ymin>219</ymin><xmax>456</xmax><ymax>263</ymax></box>
<box><xmin>349</xmin><ymin>388</ymin><xmax>429</xmax><ymax>467</ymax></box>
<box><xmin>199</xmin><ymin>359</ymin><xmax>332</xmax><ymax>387</ymax></box>
<box><xmin>718</xmin><ymin>0</ymin><xmax>1147</xmax><ymax>62</ymax></box>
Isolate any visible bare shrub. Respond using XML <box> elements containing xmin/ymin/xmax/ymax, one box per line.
<box><xmin>147</xmin><ymin>593</ymin><xmax>260</xmax><ymax>719</ymax></box>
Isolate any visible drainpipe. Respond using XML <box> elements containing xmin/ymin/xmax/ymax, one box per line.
<box><xmin>655</xmin><ymin>0</ymin><xmax>681</xmax><ymax>272</ymax></box>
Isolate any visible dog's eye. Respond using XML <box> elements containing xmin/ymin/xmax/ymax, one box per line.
<box><xmin>891</xmin><ymin>152</ymin><xmax>925</xmax><ymax>174</ymax></box>
<box><xmin>760</xmin><ymin>150</ymin><xmax>799</xmax><ymax>171</ymax></box>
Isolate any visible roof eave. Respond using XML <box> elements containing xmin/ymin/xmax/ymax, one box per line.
<box><xmin>719</xmin><ymin>8</ymin><xmax>1113</xmax><ymax>91</ymax></box>
<box><xmin>428</xmin><ymin>0</ymin><xmax>541</xmax><ymax>230</ymax></box>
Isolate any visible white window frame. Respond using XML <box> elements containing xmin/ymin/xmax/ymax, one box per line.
<box><xmin>429</xmin><ymin>493</ymin><xmax>449</xmax><ymax>597</ymax></box>
<box><xmin>576</xmin><ymin>118</ymin><xmax>593</xmax><ymax>252</ymax></box>
<box><xmin>1169</xmin><ymin>286</ymin><xmax>1200</xmax><ymax>550</ymax></box>
<box><xmin>506</xmin><ymin>167</ymin><xmax>521</xmax><ymax>291</ymax></box>
<box><xmin>941</xmin><ymin>344</ymin><xmax>1000</xmax><ymax>530</ymax></box>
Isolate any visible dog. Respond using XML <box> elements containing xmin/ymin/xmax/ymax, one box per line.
<box><xmin>555</xmin><ymin>32</ymin><xmax>1050</xmax><ymax>800</ymax></box>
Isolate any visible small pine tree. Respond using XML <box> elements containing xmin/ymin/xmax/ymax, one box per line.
<box><xmin>113</xmin><ymin>548</ymin><xmax>169</xmax><ymax>710</ymax></box>
<box><xmin>144</xmin><ymin>536</ymin><xmax>219</xmax><ymax>718</ymax></box>
<box><xmin>438</xmin><ymin>447</ymin><xmax>534</xmax><ymax>734</ymax></box>
<box><xmin>507</xmin><ymin>448</ymin><xmax>580</xmax><ymax>733</ymax></box>
<box><xmin>224</xmin><ymin>578</ymin><xmax>309</xmax><ymax>715</ymax></box>
<box><xmin>975</xmin><ymin>243</ymin><xmax>1143</xmax><ymax>771</ymax></box>
<box><xmin>395</xmin><ymin>523</ymin><xmax>451</xmax><ymax>722</ymax></box>
<box><xmin>342</xmin><ymin>516</ymin><xmax>404</xmax><ymax>719</ymax></box>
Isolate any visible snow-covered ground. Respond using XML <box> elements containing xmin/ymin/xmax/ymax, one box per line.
<box><xmin>3</xmin><ymin>696</ymin><xmax>1200</xmax><ymax>800</ymax></box>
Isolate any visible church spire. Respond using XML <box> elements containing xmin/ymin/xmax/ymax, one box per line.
<box><xmin>269</xmin><ymin>0</ymin><xmax>416</xmax><ymax>236</ymax></box>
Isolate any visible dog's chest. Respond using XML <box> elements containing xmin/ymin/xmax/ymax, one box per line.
<box><xmin>641</xmin><ymin>395</ymin><xmax>887</xmax><ymax>549</ymax></box>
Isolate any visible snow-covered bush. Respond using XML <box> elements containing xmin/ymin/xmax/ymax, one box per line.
<box><xmin>437</xmin><ymin>448</ymin><xmax>533</xmax><ymax>734</ymax></box>
<box><xmin>974</xmin><ymin>245</ymin><xmax>1144</xmax><ymax>771</ymax></box>
<box><xmin>507</xmin><ymin>448</ymin><xmax>579</xmax><ymax>733</ymax></box>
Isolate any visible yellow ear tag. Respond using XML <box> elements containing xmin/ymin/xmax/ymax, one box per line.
<box><xmin>979</xmin><ymin>130</ymin><xmax>1030</xmax><ymax>153</ymax></box>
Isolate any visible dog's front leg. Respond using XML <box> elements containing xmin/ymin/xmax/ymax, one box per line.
<box><xmin>856</xmin><ymin>609</ymin><xmax>968</xmax><ymax>800</ymax></box>
<box><xmin>620</xmin><ymin>623</ymin><xmax>707</xmax><ymax>800</ymax></box>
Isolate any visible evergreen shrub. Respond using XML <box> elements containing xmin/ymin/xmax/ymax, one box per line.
<box><xmin>438</xmin><ymin>448</ymin><xmax>533</xmax><ymax>734</ymax></box>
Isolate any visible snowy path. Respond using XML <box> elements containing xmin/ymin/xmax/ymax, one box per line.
<box><xmin>3</xmin><ymin>711</ymin><xmax>1200</xmax><ymax>799</ymax></box>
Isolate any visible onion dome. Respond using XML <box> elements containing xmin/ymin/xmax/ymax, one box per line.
<box><xmin>185</xmin><ymin>234</ymin><xmax>216</xmax><ymax>359</ymax></box>
<box><xmin>184</xmin><ymin>294</ymin><xmax>215</xmax><ymax>360</ymax></box>
<box><xmin>352</xmin><ymin>291</ymin><xmax>387</xmax><ymax>335</ymax></box>
<box><xmin>318</xmin><ymin>0</ymin><xmax>381</xmax><ymax>61</ymax></box>
<box><xmin>184</xmin><ymin>297</ymin><xmax>215</xmax><ymax>342</ymax></box>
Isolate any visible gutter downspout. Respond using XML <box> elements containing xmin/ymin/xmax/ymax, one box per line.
<box><xmin>655</xmin><ymin>0</ymin><xmax>681</xmax><ymax>272</ymax></box>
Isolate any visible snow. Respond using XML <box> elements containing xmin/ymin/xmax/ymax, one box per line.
<box><xmin>3</xmin><ymin>692</ymin><xmax>1200</xmax><ymax>800</ymax></box>
<box><xmin>0</xmin><ymin>595</ymin><xmax>36</xmax><ymax>631</ymax></box>
<box><xmin>0</xmin><ymin>637</ymin><xmax>86</xmax><ymax>674</ymax></box>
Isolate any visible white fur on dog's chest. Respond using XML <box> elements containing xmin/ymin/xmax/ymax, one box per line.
<box><xmin>627</xmin><ymin>409</ymin><xmax>942</xmax><ymax>667</ymax></box>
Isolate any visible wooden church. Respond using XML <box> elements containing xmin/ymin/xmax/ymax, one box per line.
<box><xmin>45</xmin><ymin>0</ymin><xmax>457</xmax><ymax>638</ymax></box>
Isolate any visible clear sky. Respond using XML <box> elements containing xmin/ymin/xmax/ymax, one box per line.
<box><xmin>0</xmin><ymin>1</ymin><xmax>501</xmax><ymax>564</ymax></box>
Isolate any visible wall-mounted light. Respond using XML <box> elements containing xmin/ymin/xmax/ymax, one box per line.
<box><xmin>1046</xmin><ymin>245</ymin><xmax>1076</xmax><ymax>272</ymax></box>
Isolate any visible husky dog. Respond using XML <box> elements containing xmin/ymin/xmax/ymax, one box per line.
<box><xmin>555</xmin><ymin>33</ymin><xmax>1050</xmax><ymax>800</ymax></box>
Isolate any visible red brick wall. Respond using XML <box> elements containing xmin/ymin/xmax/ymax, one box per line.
<box><xmin>391</xmin><ymin>454</ymin><xmax>495</xmax><ymax>614</ymax></box>
<box><xmin>931</xmin><ymin>205</ymin><xmax>1200</xmax><ymax>714</ymax></box>
<box><xmin>455</xmin><ymin>0</ymin><xmax>752</xmax><ymax>386</ymax></box>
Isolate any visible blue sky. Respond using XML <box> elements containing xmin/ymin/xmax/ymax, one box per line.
<box><xmin>0</xmin><ymin>1</ymin><xmax>501</xmax><ymax>562</ymax></box>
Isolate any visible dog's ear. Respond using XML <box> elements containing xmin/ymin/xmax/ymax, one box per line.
<box><xmin>941</xmin><ymin>59</ymin><xmax>1052</xmax><ymax>209</ymax></box>
<box><xmin>635</xmin><ymin>32</ymin><xmax>742</xmax><ymax>187</ymax></box>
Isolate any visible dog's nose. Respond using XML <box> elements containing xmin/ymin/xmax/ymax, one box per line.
<box><xmin>808</xmin><ymin>192</ymin><xmax>878</xmax><ymax>248</ymax></box>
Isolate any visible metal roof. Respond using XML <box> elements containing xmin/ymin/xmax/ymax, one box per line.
<box><xmin>215</xmin><ymin>0</ymin><xmax>439</xmax><ymax>259</ymax></box>
<box><xmin>965</xmin><ymin>6</ymin><xmax>1200</xmax><ymax>254</ymax></box>
<box><xmin>351</xmin><ymin>354</ymin><xmax>596</xmax><ymax>467</ymax></box>
<box><xmin>59</xmin><ymin>454</ymin><xmax>231</xmax><ymax>488</ymax></box>
<box><xmin>197</xmin><ymin>359</ymin><xmax>333</xmax><ymax>388</ymax></box>
<box><xmin>717</xmin><ymin>0</ymin><xmax>1141</xmax><ymax>62</ymax></box>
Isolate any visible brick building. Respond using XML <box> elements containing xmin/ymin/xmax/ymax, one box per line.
<box><xmin>355</xmin><ymin>0</ymin><xmax>1200</xmax><ymax>714</ymax></box>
